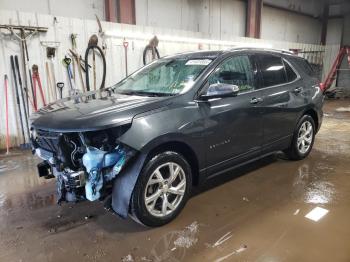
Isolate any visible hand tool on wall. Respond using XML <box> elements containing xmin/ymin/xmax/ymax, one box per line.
<box><xmin>15</xmin><ymin>55</ymin><xmax>33</xmax><ymax>123</ymax></box>
<box><xmin>85</xmin><ymin>34</ymin><xmax>106</xmax><ymax>91</ymax></box>
<box><xmin>10</xmin><ymin>56</ymin><xmax>26</xmax><ymax>145</ymax></box>
<box><xmin>123</xmin><ymin>39</ymin><xmax>129</xmax><ymax>76</ymax></box>
<box><xmin>69</xmin><ymin>49</ymin><xmax>86</xmax><ymax>92</ymax></box>
<box><xmin>57</xmin><ymin>82</ymin><xmax>64</xmax><ymax>99</ymax></box>
<box><xmin>47</xmin><ymin>45</ymin><xmax>58</xmax><ymax>100</ymax></box>
<box><xmin>0</xmin><ymin>24</ymin><xmax>48</xmax><ymax>115</ymax></box>
<box><xmin>143</xmin><ymin>36</ymin><xmax>160</xmax><ymax>65</ymax></box>
<box><xmin>45</xmin><ymin>62</ymin><xmax>54</xmax><ymax>102</ymax></box>
<box><xmin>4</xmin><ymin>75</ymin><xmax>10</xmax><ymax>154</ymax></box>
<box><xmin>95</xmin><ymin>15</ymin><xmax>107</xmax><ymax>54</ymax></box>
<box><xmin>62</xmin><ymin>56</ymin><xmax>75</xmax><ymax>91</ymax></box>
<box><xmin>70</xmin><ymin>34</ymin><xmax>77</xmax><ymax>82</ymax></box>
<box><xmin>89</xmin><ymin>35</ymin><xmax>98</xmax><ymax>91</ymax></box>
<box><xmin>15</xmin><ymin>55</ymin><xmax>33</xmax><ymax>118</ymax></box>
<box><xmin>41</xmin><ymin>41</ymin><xmax>61</xmax><ymax>100</ymax></box>
<box><xmin>24</xmin><ymin>40</ymin><xmax>35</xmax><ymax>110</ymax></box>
<box><xmin>32</xmin><ymin>64</ymin><xmax>47</xmax><ymax>110</ymax></box>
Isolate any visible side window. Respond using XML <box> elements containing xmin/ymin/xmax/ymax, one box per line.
<box><xmin>283</xmin><ymin>59</ymin><xmax>298</xmax><ymax>82</ymax></box>
<box><xmin>208</xmin><ymin>55</ymin><xmax>255</xmax><ymax>93</ymax></box>
<box><xmin>258</xmin><ymin>54</ymin><xmax>287</xmax><ymax>87</ymax></box>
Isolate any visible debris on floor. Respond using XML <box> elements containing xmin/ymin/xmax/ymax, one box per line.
<box><xmin>214</xmin><ymin>244</ymin><xmax>248</xmax><ymax>262</ymax></box>
<box><xmin>208</xmin><ymin>231</ymin><xmax>233</xmax><ymax>248</ymax></box>
<box><xmin>121</xmin><ymin>254</ymin><xmax>135</xmax><ymax>262</ymax></box>
<box><xmin>173</xmin><ymin>221</ymin><xmax>199</xmax><ymax>249</ymax></box>
<box><xmin>335</xmin><ymin>107</ymin><xmax>350</xmax><ymax>112</ymax></box>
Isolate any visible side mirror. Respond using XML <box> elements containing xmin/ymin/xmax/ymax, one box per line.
<box><xmin>200</xmin><ymin>83</ymin><xmax>240</xmax><ymax>100</ymax></box>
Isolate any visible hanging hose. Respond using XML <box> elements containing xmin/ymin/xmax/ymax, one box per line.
<box><xmin>143</xmin><ymin>36</ymin><xmax>160</xmax><ymax>65</ymax></box>
<box><xmin>84</xmin><ymin>42</ymin><xmax>106</xmax><ymax>91</ymax></box>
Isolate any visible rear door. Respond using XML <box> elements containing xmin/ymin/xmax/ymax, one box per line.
<box><xmin>255</xmin><ymin>53</ymin><xmax>307</xmax><ymax>152</ymax></box>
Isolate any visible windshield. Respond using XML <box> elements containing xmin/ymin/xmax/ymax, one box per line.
<box><xmin>113</xmin><ymin>58</ymin><xmax>212</xmax><ymax>96</ymax></box>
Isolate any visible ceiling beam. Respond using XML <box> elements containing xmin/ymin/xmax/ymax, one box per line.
<box><xmin>117</xmin><ymin>0</ymin><xmax>136</xmax><ymax>24</ymax></box>
<box><xmin>246</xmin><ymin>0</ymin><xmax>262</xmax><ymax>38</ymax></box>
<box><xmin>105</xmin><ymin>0</ymin><xmax>117</xmax><ymax>22</ymax></box>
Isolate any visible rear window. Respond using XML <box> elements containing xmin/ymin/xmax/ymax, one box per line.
<box><xmin>294</xmin><ymin>58</ymin><xmax>315</xmax><ymax>76</ymax></box>
<box><xmin>283</xmin><ymin>59</ymin><xmax>298</xmax><ymax>82</ymax></box>
<box><xmin>257</xmin><ymin>54</ymin><xmax>287</xmax><ymax>87</ymax></box>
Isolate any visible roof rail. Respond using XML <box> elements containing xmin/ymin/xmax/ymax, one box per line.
<box><xmin>228</xmin><ymin>46</ymin><xmax>295</xmax><ymax>55</ymax></box>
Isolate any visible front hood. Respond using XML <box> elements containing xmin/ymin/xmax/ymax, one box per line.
<box><xmin>31</xmin><ymin>90</ymin><xmax>169</xmax><ymax>132</ymax></box>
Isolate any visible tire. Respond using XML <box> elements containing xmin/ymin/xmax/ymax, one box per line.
<box><xmin>143</xmin><ymin>46</ymin><xmax>160</xmax><ymax>65</ymax></box>
<box><xmin>284</xmin><ymin>115</ymin><xmax>315</xmax><ymax>160</ymax></box>
<box><xmin>130</xmin><ymin>151</ymin><xmax>192</xmax><ymax>227</ymax></box>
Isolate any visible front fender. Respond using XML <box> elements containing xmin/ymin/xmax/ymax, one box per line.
<box><xmin>111</xmin><ymin>134</ymin><xmax>196</xmax><ymax>218</ymax></box>
<box><xmin>111</xmin><ymin>152</ymin><xmax>147</xmax><ymax>218</ymax></box>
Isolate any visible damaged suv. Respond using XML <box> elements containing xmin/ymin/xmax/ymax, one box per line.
<box><xmin>31</xmin><ymin>48</ymin><xmax>323</xmax><ymax>226</ymax></box>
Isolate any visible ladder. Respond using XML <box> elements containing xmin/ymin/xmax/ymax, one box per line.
<box><xmin>322</xmin><ymin>46</ymin><xmax>350</xmax><ymax>92</ymax></box>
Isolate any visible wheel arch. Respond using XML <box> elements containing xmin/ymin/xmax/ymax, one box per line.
<box><xmin>302</xmin><ymin>108</ymin><xmax>319</xmax><ymax>131</ymax></box>
<box><xmin>144</xmin><ymin>140</ymin><xmax>200</xmax><ymax>186</ymax></box>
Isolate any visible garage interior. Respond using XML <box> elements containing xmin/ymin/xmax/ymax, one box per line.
<box><xmin>1</xmin><ymin>0</ymin><xmax>350</xmax><ymax>261</ymax></box>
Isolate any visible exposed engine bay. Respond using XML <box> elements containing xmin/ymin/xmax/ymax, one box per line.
<box><xmin>31</xmin><ymin>125</ymin><xmax>137</xmax><ymax>205</ymax></box>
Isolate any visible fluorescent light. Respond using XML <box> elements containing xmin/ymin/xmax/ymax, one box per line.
<box><xmin>305</xmin><ymin>207</ymin><xmax>329</xmax><ymax>222</ymax></box>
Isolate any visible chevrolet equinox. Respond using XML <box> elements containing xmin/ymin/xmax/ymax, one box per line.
<box><xmin>31</xmin><ymin>48</ymin><xmax>324</xmax><ymax>227</ymax></box>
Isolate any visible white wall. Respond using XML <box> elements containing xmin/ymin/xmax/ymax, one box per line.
<box><xmin>135</xmin><ymin>0</ymin><xmax>246</xmax><ymax>39</ymax></box>
<box><xmin>264</xmin><ymin>0</ymin><xmax>324</xmax><ymax>17</ymax></box>
<box><xmin>323</xmin><ymin>18</ymin><xmax>343</xmax><ymax>89</ymax></box>
<box><xmin>0</xmin><ymin>0</ymin><xmax>105</xmax><ymax>20</ymax></box>
<box><xmin>261</xmin><ymin>6</ymin><xmax>322</xmax><ymax>44</ymax></box>
<box><xmin>0</xmin><ymin>9</ymin><xmax>326</xmax><ymax>149</ymax></box>
<box><xmin>338</xmin><ymin>14</ymin><xmax>350</xmax><ymax>92</ymax></box>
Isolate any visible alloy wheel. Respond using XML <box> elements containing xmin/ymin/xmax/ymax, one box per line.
<box><xmin>297</xmin><ymin>121</ymin><xmax>313</xmax><ymax>154</ymax></box>
<box><xmin>144</xmin><ymin>162</ymin><xmax>186</xmax><ymax>217</ymax></box>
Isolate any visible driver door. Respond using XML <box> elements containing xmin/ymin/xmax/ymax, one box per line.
<box><xmin>200</xmin><ymin>54</ymin><xmax>264</xmax><ymax>176</ymax></box>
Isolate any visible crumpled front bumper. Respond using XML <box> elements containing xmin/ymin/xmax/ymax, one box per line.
<box><xmin>34</xmin><ymin>143</ymin><xmax>144</xmax><ymax>218</ymax></box>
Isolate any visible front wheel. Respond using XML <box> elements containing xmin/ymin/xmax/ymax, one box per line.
<box><xmin>284</xmin><ymin>115</ymin><xmax>315</xmax><ymax>160</ymax></box>
<box><xmin>130</xmin><ymin>151</ymin><xmax>192</xmax><ymax>227</ymax></box>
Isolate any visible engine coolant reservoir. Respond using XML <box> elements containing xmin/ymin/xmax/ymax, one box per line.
<box><xmin>83</xmin><ymin>147</ymin><xmax>121</xmax><ymax>201</ymax></box>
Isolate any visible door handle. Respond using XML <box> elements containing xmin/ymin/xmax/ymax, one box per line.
<box><xmin>250</xmin><ymin>97</ymin><xmax>263</xmax><ymax>104</ymax></box>
<box><xmin>293</xmin><ymin>87</ymin><xmax>303</xmax><ymax>94</ymax></box>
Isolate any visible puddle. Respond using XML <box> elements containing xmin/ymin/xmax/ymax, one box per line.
<box><xmin>0</xmin><ymin>160</ymin><xmax>19</xmax><ymax>173</ymax></box>
<box><xmin>304</xmin><ymin>181</ymin><xmax>335</xmax><ymax>204</ymax></box>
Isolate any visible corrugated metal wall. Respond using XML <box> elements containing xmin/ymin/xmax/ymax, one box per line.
<box><xmin>0</xmin><ymin>10</ymin><xmax>332</xmax><ymax>149</ymax></box>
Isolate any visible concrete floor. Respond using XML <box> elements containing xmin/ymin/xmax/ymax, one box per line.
<box><xmin>1</xmin><ymin>100</ymin><xmax>350</xmax><ymax>262</ymax></box>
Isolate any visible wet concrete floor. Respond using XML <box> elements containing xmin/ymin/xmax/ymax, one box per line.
<box><xmin>1</xmin><ymin>99</ymin><xmax>350</xmax><ymax>262</ymax></box>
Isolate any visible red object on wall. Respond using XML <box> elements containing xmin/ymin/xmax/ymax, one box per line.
<box><xmin>118</xmin><ymin>0</ymin><xmax>136</xmax><ymax>24</ymax></box>
<box><xmin>323</xmin><ymin>46</ymin><xmax>350</xmax><ymax>92</ymax></box>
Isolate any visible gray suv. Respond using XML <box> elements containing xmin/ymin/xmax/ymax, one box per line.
<box><xmin>31</xmin><ymin>48</ymin><xmax>323</xmax><ymax>227</ymax></box>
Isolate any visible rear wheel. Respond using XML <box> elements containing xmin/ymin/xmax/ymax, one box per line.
<box><xmin>284</xmin><ymin>115</ymin><xmax>315</xmax><ymax>160</ymax></box>
<box><xmin>130</xmin><ymin>151</ymin><xmax>192</xmax><ymax>227</ymax></box>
